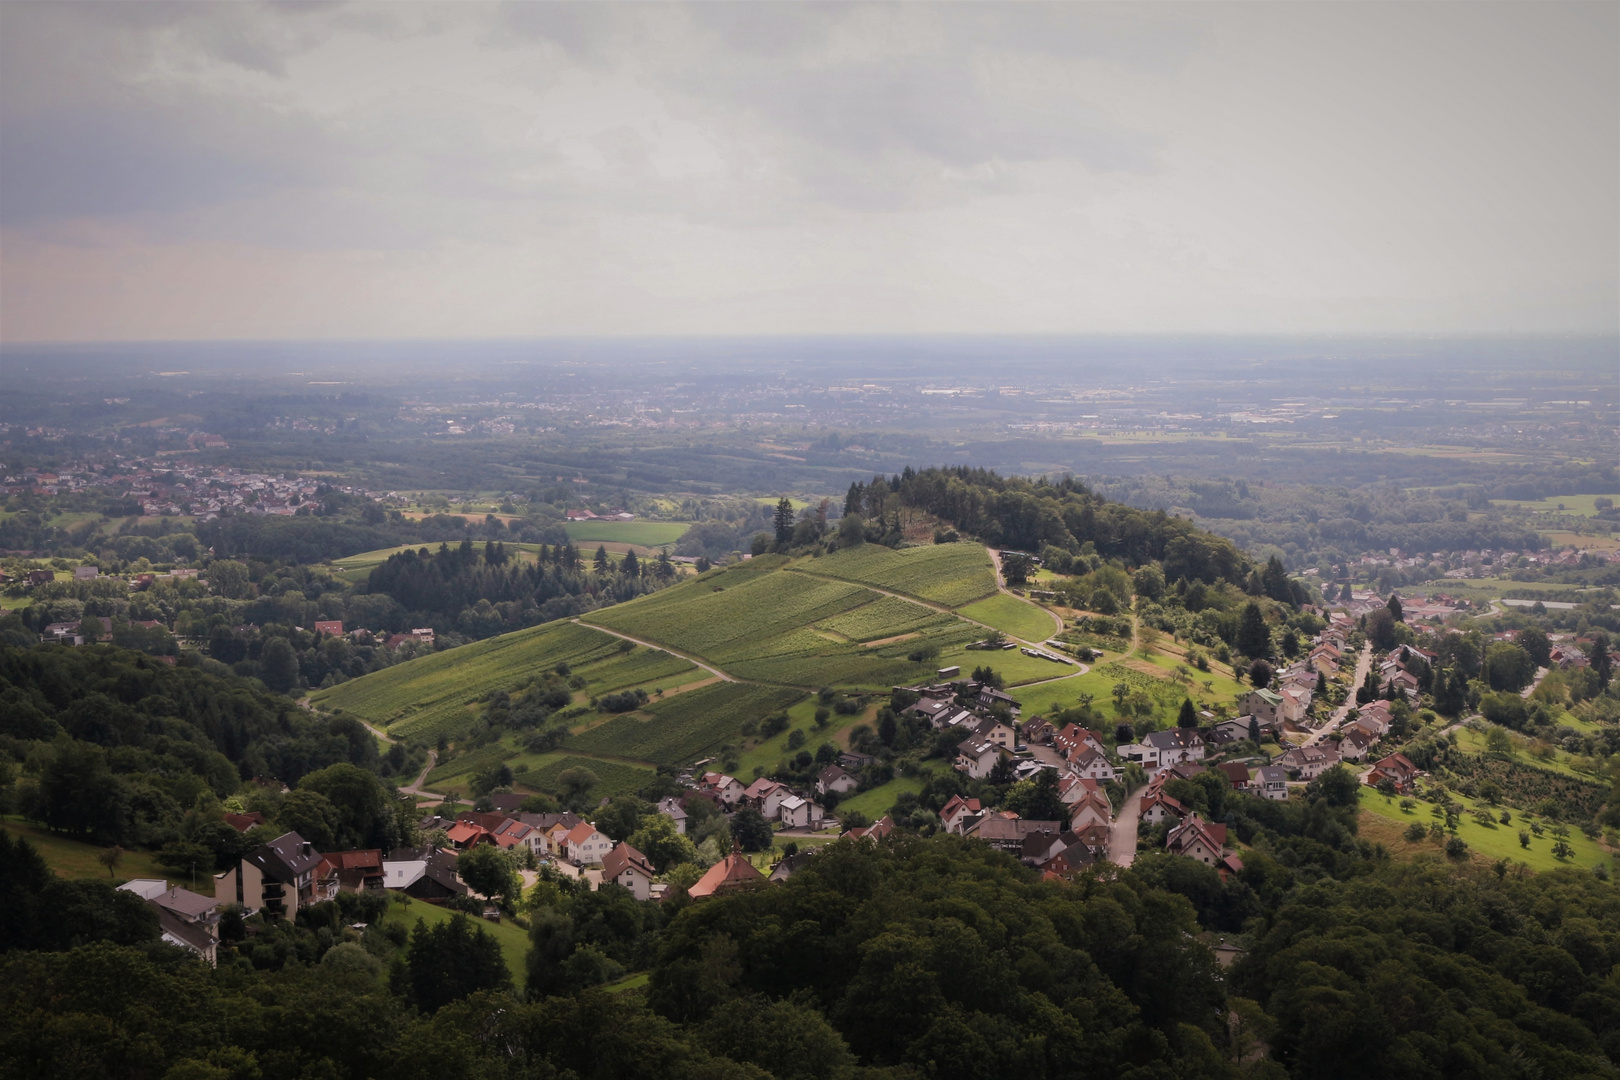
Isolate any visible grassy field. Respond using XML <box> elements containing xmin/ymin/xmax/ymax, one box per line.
<box><xmin>801</xmin><ymin>544</ymin><xmax>998</xmax><ymax>607</ymax></box>
<box><xmin>380</xmin><ymin>899</ymin><xmax>530</xmax><ymax>991</ymax></box>
<box><xmin>311</xmin><ymin>621</ymin><xmax>696</xmax><ymax>739</ymax></box>
<box><xmin>1451</xmin><ymin>726</ymin><xmax>1604</xmax><ymax>782</ymax></box>
<box><xmin>1489</xmin><ymin>494</ymin><xmax>1618</xmax><ymax>518</ymax></box>
<box><xmin>957</xmin><ymin>593</ymin><xmax>1061</xmax><ymax>643</ymax></box>
<box><xmin>835</xmin><ymin>773</ymin><xmax>927</xmax><ymax>820</ymax></box>
<box><xmin>2</xmin><ymin>818</ymin><xmax>192</xmax><ymax>891</ymax></box>
<box><xmin>1358</xmin><ymin>787</ymin><xmax>1615</xmax><ymax>876</ymax></box>
<box><xmin>562</xmin><ymin>521</ymin><xmax>690</xmax><ymax>547</ymax></box>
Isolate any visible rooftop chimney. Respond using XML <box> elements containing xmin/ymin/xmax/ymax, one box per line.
<box><xmin>302</xmin><ymin>842</ymin><xmax>311</xmax><ymax>856</ymax></box>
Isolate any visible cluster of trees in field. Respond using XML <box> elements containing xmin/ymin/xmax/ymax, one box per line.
<box><xmin>0</xmin><ymin>644</ymin><xmax>422</xmax><ymax>864</ymax></box>
<box><xmin>842</xmin><ymin>467</ymin><xmax>1256</xmax><ymax>585</ymax></box>
<box><xmin>362</xmin><ymin>539</ymin><xmax>675</xmax><ymax>641</ymax></box>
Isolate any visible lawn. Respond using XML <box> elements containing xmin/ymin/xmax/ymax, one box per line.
<box><xmin>835</xmin><ymin>773</ymin><xmax>928</xmax><ymax>821</ymax></box>
<box><xmin>2</xmin><ymin>818</ymin><xmax>192</xmax><ymax>891</ymax></box>
<box><xmin>957</xmin><ymin>593</ymin><xmax>1062</xmax><ymax>643</ymax></box>
<box><xmin>1358</xmin><ymin>787</ymin><xmax>1616</xmax><ymax>876</ymax></box>
<box><xmin>380</xmin><ymin>899</ymin><xmax>531</xmax><ymax>991</ymax></box>
<box><xmin>562</xmin><ymin>521</ymin><xmax>690</xmax><ymax>547</ymax></box>
<box><xmin>934</xmin><ymin>640</ymin><xmax>1077</xmax><ymax>687</ymax></box>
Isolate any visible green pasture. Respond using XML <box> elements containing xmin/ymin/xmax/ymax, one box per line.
<box><xmin>2</xmin><ymin>818</ymin><xmax>192</xmax><ymax>892</ymax></box>
<box><xmin>957</xmin><ymin>593</ymin><xmax>1061</xmax><ymax>643</ymax></box>
<box><xmin>562</xmin><ymin>521</ymin><xmax>690</xmax><ymax>547</ymax></box>
<box><xmin>835</xmin><ymin>773</ymin><xmax>928</xmax><ymax>821</ymax></box>
<box><xmin>1489</xmin><ymin>494</ymin><xmax>1618</xmax><ymax>518</ymax></box>
<box><xmin>1358</xmin><ymin>787</ymin><xmax>1615</xmax><ymax>876</ymax></box>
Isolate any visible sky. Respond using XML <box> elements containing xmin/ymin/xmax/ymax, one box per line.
<box><xmin>0</xmin><ymin>1</ymin><xmax>1615</xmax><ymax>343</ymax></box>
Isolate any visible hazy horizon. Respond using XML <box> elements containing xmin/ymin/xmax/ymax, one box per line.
<box><xmin>2</xmin><ymin>1</ymin><xmax>1616</xmax><ymax>344</ymax></box>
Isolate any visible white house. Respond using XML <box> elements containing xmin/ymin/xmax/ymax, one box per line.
<box><xmin>602</xmin><ymin>843</ymin><xmax>656</xmax><ymax>901</ymax></box>
<box><xmin>563</xmin><ymin>822</ymin><xmax>614</xmax><ymax>865</ymax></box>
<box><xmin>778</xmin><ymin>795</ymin><xmax>825</xmax><ymax>830</ymax></box>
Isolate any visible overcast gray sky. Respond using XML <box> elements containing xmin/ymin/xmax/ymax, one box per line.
<box><xmin>1</xmin><ymin>1</ymin><xmax>1615</xmax><ymax>342</ymax></box>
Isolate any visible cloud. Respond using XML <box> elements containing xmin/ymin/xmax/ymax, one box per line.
<box><xmin>0</xmin><ymin>1</ymin><xmax>1614</xmax><ymax>340</ymax></box>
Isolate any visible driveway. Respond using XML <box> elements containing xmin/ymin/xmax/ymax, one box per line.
<box><xmin>1109</xmin><ymin>784</ymin><xmax>1144</xmax><ymax>867</ymax></box>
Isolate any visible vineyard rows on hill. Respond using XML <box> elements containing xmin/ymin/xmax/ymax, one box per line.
<box><xmin>569</xmin><ymin>682</ymin><xmax>804</xmax><ymax>765</ymax></box>
<box><xmin>802</xmin><ymin>543</ymin><xmax>998</xmax><ymax>607</ymax></box>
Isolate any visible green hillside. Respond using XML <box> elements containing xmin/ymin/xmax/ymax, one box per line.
<box><xmin>310</xmin><ymin>621</ymin><xmax>699</xmax><ymax>739</ymax></box>
<box><xmin>582</xmin><ymin>556</ymin><xmax>980</xmax><ymax>688</ymax></box>
<box><xmin>309</xmin><ymin>536</ymin><xmax>1096</xmax><ymax>790</ymax></box>
<box><xmin>798</xmin><ymin>542</ymin><xmax>998</xmax><ymax>606</ymax></box>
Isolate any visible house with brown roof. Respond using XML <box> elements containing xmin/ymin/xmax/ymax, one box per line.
<box><xmin>446</xmin><ymin>821</ymin><xmax>495</xmax><ymax>849</ymax></box>
<box><xmin>563</xmin><ymin>822</ymin><xmax>614</xmax><ymax>866</ymax></box>
<box><xmin>1279</xmin><ymin>742</ymin><xmax>1339</xmax><ymax>780</ymax></box>
<box><xmin>697</xmin><ymin>772</ymin><xmax>745</xmax><ymax>807</ymax></box>
<box><xmin>939</xmin><ymin>794</ymin><xmax>982</xmax><ymax>835</ymax></box>
<box><xmin>1366</xmin><ymin>752</ymin><xmax>1420</xmax><ymax>794</ymax></box>
<box><xmin>816</xmin><ymin>764</ymin><xmax>858</xmax><ymax>797</ymax></box>
<box><xmin>602</xmin><ymin>842</ymin><xmax>657</xmax><ymax>901</ymax></box>
<box><xmin>223</xmin><ymin>811</ymin><xmax>266</xmax><ymax>833</ymax></box>
<box><xmin>1166</xmin><ymin>813</ymin><xmax>1228</xmax><ymax>867</ymax></box>
<box><xmin>742</xmin><ymin>778</ymin><xmax>791</xmax><ymax>820</ymax></box>
<box><xmin>843</xmin><ymin>815</ymin><xmax>895</xmax><ymax>842</ymax></box>
<box><xmin>1140</xmin><ymin>792</ymin><xmax>1189</xmax><ymax>826</ymax></box>
<box><xmin>687</xmin><ymin>848</ymin><xmax>767</xmax><ymax>899</ymax></box>
<box><xmin>322</xmin><ymin>849</ymin><xmax>385</xmax><ymax>891</ymax></box>
<box><xmin>1066</xmin><ymin>746</ymin><xmax>1118</xmax><ymax>782</ymax></box>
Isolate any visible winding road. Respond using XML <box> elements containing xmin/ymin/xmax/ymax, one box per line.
<box><xmin>303</xmin><ymin>694</ymin><xmax>445</xmax><ymax>806</ymax></box>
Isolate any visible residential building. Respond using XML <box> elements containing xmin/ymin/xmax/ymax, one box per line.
<box><xmin>687</xmin><ymin>848</ymin><xmax>766</xmax><ymax>899</ymax></box>
<box><xmin>322</xmin><ymin>849</ymin><xmax>385</xmax><ymax>891</ymax></box>
<box><xmin>602</xmin><ymin>843</ymin><xmax>657</xmax><ymax>901</ymax></box>
<box><xmin>216</xmin><ymin>831</ymin><xmax>322</xmax><ymax>919</ymax></box>
<box><xmin>563</xmin><ymin>822</ymin><xmax>614</xmax><ymax>866</ymax></box>
<box><xmin>816</xmin><ymin>765</ymin><xmax>858</xmax><ymax>797</ymax></box>
<box><xmin>1142</xmin><ymin>728</ymin><xmax>1206</xmax><ymax>767</ymax></box>
<box><xmin>656</xmin><ymin>797</ymin><xmax>688</xmax><ymax>834</ymax></box>
<box><xmin>939</xmin><ymin>794</ymin><xmax>982</xmax><ymax>834</ymax></box>
<box><xmin>742</xmin><ymin>778</ymin><xmax>791</xmax><ymax>820</ymax></box>
<box><xmin>1256</xmin><ymin>765</ymin><xmax>1289</xmax><ymax>801</ymax></box>
<box><xmin>382</xmin><ymin>846</ymin><xmax>467</xmax><ymax>902</ymax></box>
<box><xmin>1240</xmin><ymin>688</ymin><xmax>1285</xmax><ymax>726</ymax></box>
<box><xmin>778</xmin><ymin>795</ymin><xmax>824</xmax><ymax>830</ymax></box>
<box><xmin>1279</xmin><ymin>743</ymin><xmax>1340</xmax><ymax>780</ymax></box>
<box><xmin>1366</xmin><ymin>752</ymin><xmax>1420</xmax><ymax>794</ymax></box>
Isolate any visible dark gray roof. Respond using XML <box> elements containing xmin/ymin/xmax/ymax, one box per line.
<box><xmin>246</xmin><ymin>831</ymin><xmax>321</xmax><ymax>884</ymax></box>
